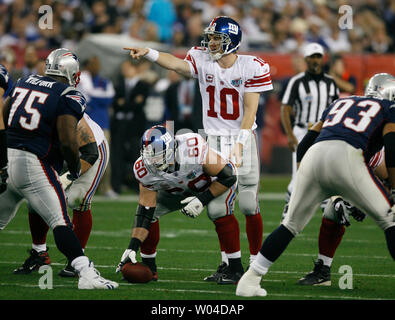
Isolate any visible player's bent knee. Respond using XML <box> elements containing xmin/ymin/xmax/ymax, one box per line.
<box><xmin>238</xmin><ymin>189</ymin><xmax>258</xmax><ymax>215</ymax></box>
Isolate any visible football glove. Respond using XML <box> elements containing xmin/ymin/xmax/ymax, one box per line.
<box><xmin>60</xmin><ymin>171</ymin><xmax>73</xmax><ymax>190</ymax></box>
<box><xmin>334</xmin><ymin>198</ymin><xmax>366</xmax><ymax>226</ymax></box>
<box><xmin>180</xmin><ymin>196</ymin><xmax>204</xmax><ymax>218</ymax></box>
<box><xmin>115</xmin><ymin>249</ymin><xmax>137</xmax><ymax>273</ymax></box>
<box><xmin>0</xmin><ymin>166</ymin><xmax>8</xmax><ymax>194</ymax></box>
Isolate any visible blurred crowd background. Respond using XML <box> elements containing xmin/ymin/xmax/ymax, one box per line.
<box><xmin>1</xmin><ymin>0</ymin><xmax>395</xmax><ymax>196</ymax></box>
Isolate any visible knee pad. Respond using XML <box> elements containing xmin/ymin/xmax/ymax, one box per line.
<box><xmin>66</xmin><ymin>186</ymin><xmax>85</xmax><ymax>210</ymax></box>
<box><xmin>207</xmin><ymin>187</ymin><xmax>236</xmax><ymax>221</ymax></box>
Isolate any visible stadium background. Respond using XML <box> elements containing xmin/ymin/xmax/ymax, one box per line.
<box><xmin>2</xmin><ymin>0</ymin><xmax>395</xmax><ymax>194</ymax></box>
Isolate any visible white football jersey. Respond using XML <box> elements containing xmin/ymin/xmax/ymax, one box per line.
<box><xmin>184</xmin><ymin>47</ymin><xmax>273</xmax><ymax>136</ymax></box>
<box><xmin>133</xmin><ymin>133</ymin><xmax>215</xmax><ymax>196</ymax></box>
<box><xmin>82</xmin><ymin>113</ymin><xmax>105</xmax><ymax>146</ymax></box>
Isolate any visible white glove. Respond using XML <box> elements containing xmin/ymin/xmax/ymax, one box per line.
<box><xmin>180</xmin><ymin>196</ymin><xmax>204</xmax><ymax>218</ymax></box>
<box><xmin>60</xmin><ymin>171</ymin><xmax>73</xmax><ymax>190</ymax></box>
<box><xmin>115</xmin><ymin>249</ymin><xmax>137</xmax><ymax>273</ymax></box>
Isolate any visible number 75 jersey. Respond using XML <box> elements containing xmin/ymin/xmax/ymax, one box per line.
<box><xmin>317</xmin><ymin>96</ymin><xmax>395</xmax><ymax>161</ymax></box>
<box><xmin>134</xmin><ymin>133</ymin><xmax>218</xmax><ymax>196</ymax></box>
<box><xmin>184</xmin><ymin>47</ymin><xmax>273</xmax><ymax>136</ymax></box>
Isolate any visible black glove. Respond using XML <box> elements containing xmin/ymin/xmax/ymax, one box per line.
<box><xmin>348</xmin><ymin>205</ymin><xmax>366</xmax><ymax>222</ymax></box>
<box><xmin>0</xmin><ymin>166</ymin><xmax>8</xmax><ymax>194</ymax></box>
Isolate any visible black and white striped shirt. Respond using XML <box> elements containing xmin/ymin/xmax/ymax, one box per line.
<box><xmin>281</xmin><ymin>72</ymin><xmax>339</xmax><ymax>127</ymax></box>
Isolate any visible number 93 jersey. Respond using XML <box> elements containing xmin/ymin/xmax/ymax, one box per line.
<box><xmin>184</xmin><ymin>47</ymin><xmax>273</xmax><ymax>136</ymax></box>
<box><xmin>133</xmin><ymin>133</ymin><xmax>215</xmax><ymax>196</ymax></box>
<box><xmin>317</xmin><ymin>96</ymin><xmax>395</xmax><ymax>162</ymax></box>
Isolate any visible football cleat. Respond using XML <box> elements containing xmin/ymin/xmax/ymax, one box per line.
<box><xmin>236</xmin><ymin>268</ymin><xmax>267</xmax><ymax>297</ymax></box>
<box><xmin>13</xmin><ymin>248</ymin><xmax>51</xmax><ymax>274</ymax></box>
<box><xmin>78</xmin><ymin>262</ymin><xmax>118</xmax><ymax>289</ymax></box>
<box><xmin>298</xmin><ymin>259</ymin><xmax>331</xmax><ymax>286</ymax></box>
<box><xmin>217</xmin><ymin>266</ymin><xmax>243</xmax><ymax>285</ymax></box>
<box><xmin>58</xmin><ymin>262</ymin><xmax>78</xmax><ymax>278</ymax></box>
<box><xmin>204</xmin><ymin>262</ymin><xmax>228</xmax><ymax>282</ymax></box>
<box><xmin>142</xmin><ymin>257</ymin><xmax>158</xmax><ymax>281</ymax></box>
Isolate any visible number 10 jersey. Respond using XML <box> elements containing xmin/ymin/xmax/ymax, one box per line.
<box><xmin>184</xmin><ymin>47</ymin><xmax>273</xmax><ymax>136</ymax></box>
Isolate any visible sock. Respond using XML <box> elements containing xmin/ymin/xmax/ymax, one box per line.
<box><xmin>141</xmin><ymin>220</ymin><xmax>160</xmax><ymax>255</ymax></box>
<box><xmin>318</xmin><ymin>217</ymin><xmax>345</xmax><ymax>258</ymax></box>
<box><xmin>251</xmin><ymin>252</ymin><xmax>272</xmax><ymax>275</ymax></box>
<box><xmin>72</xmin><ymin>209</ymin><xmax>92</xmax><ymax>249</ymax></box>
<box><xmin>245</xmin><ymin>213</ymin><xmax>263</xmax><ymax>255</ymax></box>
<box><xmin>318</xmin><ymin>254</ymin><xmax>333</xmax><ymax>267</ymax></box>
<box><xmin>385</xmin><ymin>225</ymin><xmax>395</xmax><ymax>260</ymax></box>
<box><xmin>214</xmin><ymin>215</ymin><xmax>240</xmax><ymax>255</ymax></box>
<box><xmin>32</xmin><ymin>244</ymin><xmax>47</xmax><ymax>253</ymax></box>
<box><xmin>221</xmin><ymin>251</ymin><xmax>228</xmax><ymax>265</ymax></box>
<box><xmin>71</xmin><ymin>255</ymin><xmax>90</xmax><ymax>273</ymax></box>
<box><xmin>28</xmin><ymin>211</ymin><xmax>49</xmax><ymax>246</ymax></box>
<box><xmin>53</xmin><ymin>225</ymin><xmax>84</xmax><ymax>262</ymax></box>
<box><xmin>249</xmin><ymin>254</ymin><xmax>257</xmax><ymax>265</ymax></box>
<box><xmin>260</xmin><ymin>224</ymin><xmax>294</xmax><ymax>262</ymax></box>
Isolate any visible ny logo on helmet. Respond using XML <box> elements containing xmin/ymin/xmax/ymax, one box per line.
<box><xmin>228</xmin><ymin>23</ymin><xmax>239</xmax><ymax>35</ymax></box>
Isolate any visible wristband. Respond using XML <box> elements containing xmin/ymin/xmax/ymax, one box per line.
<box><xmin>145</xmin><ymin>48</ymin><xmax>159</xmax><ymax>62</ymax></box>
<box><xmin>236</xmin><ymin>129</ymin><xmax>250</xmax><ymax>146</ymax></box>
<box><xmin>197</xmin><ymin>189</ymin><xmax>215</xmax><ymax>206</ymax></box>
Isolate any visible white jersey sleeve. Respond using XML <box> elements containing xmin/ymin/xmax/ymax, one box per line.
<box><xmin>184</xmin><ymin>47</ymin><xmax>208</xmax><ymax>79</ymax></box>
<box><xmin>244</xmin><ymin>56</ymin><xmax>273</xmax><ymax>93</ymax></box>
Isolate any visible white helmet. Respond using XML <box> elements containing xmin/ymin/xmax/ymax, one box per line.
<box><xmin>377</xmin><ymin>79</ymin><xmax>395</xmax><ymax>101</ymax></box>
<box><xmin>45</xmin><ymin>48</ymin><xmax>81</xmax><ymax>87</ymax></box>
<box><xmin>365</xmin><ymin>73</ymin><xmax>395</xmax><ymax>98</ymax></box>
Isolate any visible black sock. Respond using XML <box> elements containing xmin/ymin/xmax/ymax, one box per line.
<box><xmin>142</xmin><ymin>257</ymin><xmax>157</xmax><ymax>273</ymax></box>
<box><xmin>260</xmin><ymin>225</ymin><xmax>294</xmax><ymax>262</ymax></box>
<box><xmin>53</xmin><ymin>225</ymin><xmax>84</xmax><ymax>262</ymax></box>
<box><xmin>228</xmin><ymin>257</ymin><xmax>244</xmax><ymax>274</ymax></box>
<box><xmin>385</xmin><ymin>225</ymin><xmax>395</xmax><ymax>260</ymax></box>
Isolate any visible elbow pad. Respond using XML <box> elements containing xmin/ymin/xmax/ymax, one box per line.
<box><xmin>296</xmin><ymin>130</ymin><xmax>319</xmax><ymax>163</ymax></box>
<box><xmin>216</xmin><ymin>163</ymin><xmax>237</xmax><ymax>188</ymax></box>
<box><xmin>79</xmin><ymin>142</ymin><xmax>99</xmax><ymax>165</ymax></box>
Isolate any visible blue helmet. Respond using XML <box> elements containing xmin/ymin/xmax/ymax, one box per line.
<box><xmin>201</xmin><ymin>16</ymin><xmax>242</xmax><ymax>60</ymax></box>
<box><xmin>141</xmin><ymin>125</ymin><xmax>175</xmax><ymax>172</ymax></box>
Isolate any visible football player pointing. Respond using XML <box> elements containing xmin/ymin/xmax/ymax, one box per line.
<box><xmin>124</xmin><ymin>16</ymin><xmax>273</xmax><ymax>282</ymax></box>
<box><xmin>116</xmin><ymin>126</ymin><xmax>238</xmax><ymax>279</ymax></box>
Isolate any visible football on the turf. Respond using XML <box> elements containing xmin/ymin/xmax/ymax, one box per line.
<box><xmin>121</xmin><ymin>262</ymin><xmax>153</xmax><ymax>283</ymax></box>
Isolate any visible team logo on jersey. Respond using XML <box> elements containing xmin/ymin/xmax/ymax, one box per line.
<box><xmin>66</xmin><ymin>94</ymin><xmax>86</xmax><ymax>111</ymax></box>
<box><xmin>206</xmin><ymin>74</ymin><xmax>214</xmax><ymax>83</ymax></box>
<box><xmin>231</xmin><ymin>78</ymin><xmax>242</xmax><ymax>87</ymax></box>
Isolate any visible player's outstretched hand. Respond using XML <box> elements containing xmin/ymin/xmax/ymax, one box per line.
<box><xmin>123</xmin><ymin>47</ymin><xmax>149</xmax><ymax>60</ymax></box>
<box><xmin>180</xmin><ymin>197</ymin><xmax>203</xmax><ymax>218</ymax></box>
<box><xmin>115</xmin><ymin>249</ymin><xmax>137</xmax><ymax>273</ymax></box>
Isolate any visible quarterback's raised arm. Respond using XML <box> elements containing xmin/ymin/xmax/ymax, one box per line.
<box><xmin>123</xmin><ymin>47</ymin><xmax>191</xmax><ymax>78</ymax></box>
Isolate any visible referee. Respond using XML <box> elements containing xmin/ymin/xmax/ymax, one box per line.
<box><xmin>280</xmin><ymin>43</ymin><xmax>339</xmax><ymax>216</ymax></box>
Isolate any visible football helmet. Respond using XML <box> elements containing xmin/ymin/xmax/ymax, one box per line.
<box><xmin>365</xmin><ymin>73</ymin><xmax>395</xmax><ymax>99</ymax></box>
<box><xmin>378</xmin><ymin>79</ymin><xmax>395</xmax><ymax>101</ymax></box>
<box><xmin>141</xmin><ymin>126</ymin><xmax>175</xmax><ymax>172</ymax></box>
<box><xmin>201</xmin><ymin>16</ymin><xmax>242</xmax><ymax>60</ymax></box>
<box><xmin>45</xmin><ymin>48</ymin><xmax>81</xmax><ymax>87</ymax></box>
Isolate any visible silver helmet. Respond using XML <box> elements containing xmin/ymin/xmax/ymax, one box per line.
<box><xmin>365</xmin><ymin>73</ymin><xmax>395</xmax><ymax>98</ymax></box>
<box><xmin>377</xmin><ymin>79</ymin><xmax>395</xmax><ymax>101</ymax></box>
<box><xmin>45</xmin><ymin>48</ymin><xmax>81</xmax><ymax>87</ymax></box>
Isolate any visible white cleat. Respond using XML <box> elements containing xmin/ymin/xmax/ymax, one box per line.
<box><xmin>78</xmin><ymin>262</ymin><xmax>119</xmax><ymax>290</ymax></box>
<box><xmin>236</xmin><ymin>268</ymin><xmax>267</xmax><ymax>297</ymax></box>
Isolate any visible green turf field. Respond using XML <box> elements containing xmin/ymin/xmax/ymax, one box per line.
<box><xmin>0</xmin><ymin>176</ymin><xmax>394</xmax><ymax>300</ymax></box>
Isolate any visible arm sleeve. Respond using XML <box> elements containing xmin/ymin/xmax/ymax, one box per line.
<box><xmin>281</xmin><ymin>76</ymin><xmax>299</xmax><ymax>106</ymax></box>
<box><xmin>184</xmin><ymin>48</ymin><xmax>200</xmax><ymax>79</ymax></box>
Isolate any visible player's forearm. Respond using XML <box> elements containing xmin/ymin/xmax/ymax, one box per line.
<box><xmin>155</xmin><ymin>52</ymin><xmax>188</xmax><ymax>75</ymax></box>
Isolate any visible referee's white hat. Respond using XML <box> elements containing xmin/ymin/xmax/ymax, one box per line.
<box><xmin>304</xmin><ymin>43</ymin><xmax>324</xmax><ymax>57</ymax></box>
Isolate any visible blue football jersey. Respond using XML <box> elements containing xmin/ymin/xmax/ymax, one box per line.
<box><xmin>0</xmin><ymin>64</ymin><xmax>10</xmax><ymax>93</ymax></box>
<box><xmin>316</xmin><ymin>96</ymin><xmax>395</xmax><ymax>161</ymax></box>
<box><xmin>7</xmin><ymin>74</ymin><xmax>86</xmax><ymax>172</ymax></box>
